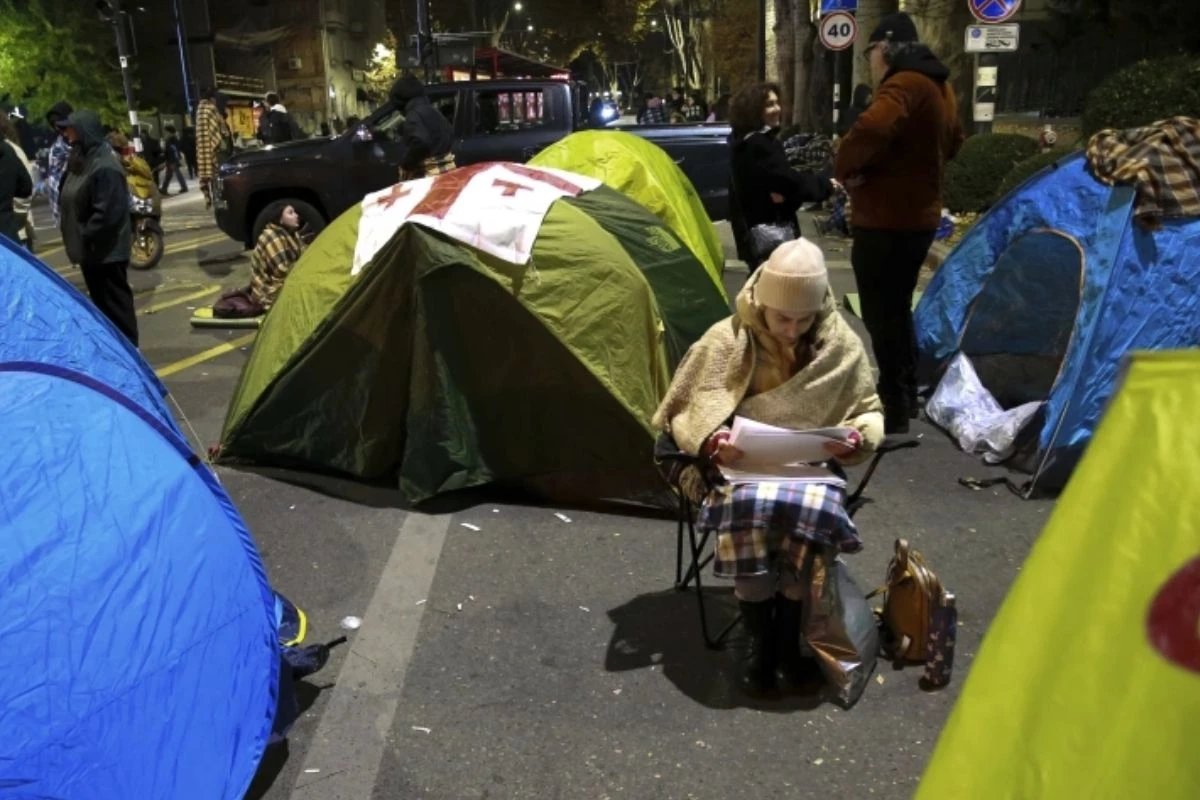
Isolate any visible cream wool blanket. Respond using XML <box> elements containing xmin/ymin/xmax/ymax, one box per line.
<box><xmin>653</xmin><ymin>271</ymin><xmax>884</xmax><ymax>461</ymax></box>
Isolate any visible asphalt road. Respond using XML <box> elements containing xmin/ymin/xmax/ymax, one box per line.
<box><xmin>32</xmin><ymin>195</ymin><xmax>1052</xmax><ymax>799</ymax></box>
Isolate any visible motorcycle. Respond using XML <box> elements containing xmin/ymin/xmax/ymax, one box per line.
<box><xmin>129</xmin><ymin>188</ymin><xmax>164</xmax><ymax>270</ymax></box>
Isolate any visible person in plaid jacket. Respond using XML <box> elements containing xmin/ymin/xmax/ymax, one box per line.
<box><xmin>196</xmin><ymin>88</ymin><xmax>231</xmax><ymax>209</ymax></box>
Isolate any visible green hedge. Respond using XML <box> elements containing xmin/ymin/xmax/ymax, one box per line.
<box><xmin>1082</xmin><ymin>55</ymin><xmax>1200</xmax><ymax>136</ymax></box>
<box><xmin>995</xmin><ymin>149</ymin><xmax>1077</xmax><ymax>201</ymax></box>
<box><xmin>944</xmin><ymin>134</ymin><xmax>1039</xmax><ymax>214</ymax></box>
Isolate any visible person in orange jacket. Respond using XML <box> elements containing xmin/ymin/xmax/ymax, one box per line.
<box><xmin>834</xmin><ymin>12</ymin><xmax>964</xmax><ymax>434</ymax></box>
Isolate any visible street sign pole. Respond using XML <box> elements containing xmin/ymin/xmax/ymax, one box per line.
<box><xmin>974</xmin><ymin>53</ymin><xmax>998</xmax><ymax>134</ymax></box>
<box><xmin>104</xmin><ymin>0</ymin><xmax>142</xmax><ymax>152</ymax></box>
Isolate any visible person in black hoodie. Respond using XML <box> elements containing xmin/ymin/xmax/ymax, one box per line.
<box><xmin>389</xmin><ymin>75</ymin><xmax>456</xmax><ymax>180</ymax></box>
<box><xmin>57</xmin><ymin>109</ymin><xmax>138</xmax><ymax>346</ymax></box>
<box><xmin>727</xmin><ymin>82</ymin><xmax>833</xmax><ymax>271</ymax></box>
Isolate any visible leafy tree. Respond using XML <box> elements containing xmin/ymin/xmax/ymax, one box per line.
<box><xmin>0</xmin><ymin>0</ymin><xmax>128</xmax><ymax>127</ymax></box>
<box><xmin>711</xmin><ymin>0</ymin><xmax>759</xmax><ymax>95</ymax></box>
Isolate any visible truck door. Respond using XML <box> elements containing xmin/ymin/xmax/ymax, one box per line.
<box><xmin>454</xmin><ymin>85</ymin><xmax>568</xmax><ymax>165</ymax></box>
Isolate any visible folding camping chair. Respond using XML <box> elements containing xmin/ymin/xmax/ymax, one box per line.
<box><xmin>654</xmin><ymin>432</ymin><xmax>920</xmax><ymax>650</ymax></box>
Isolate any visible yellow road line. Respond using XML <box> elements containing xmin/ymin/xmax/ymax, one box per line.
<box><xmin>38</xmin><ymin>244</ymin><xmax>64</xmax><ymax>258</ymax></box>
<box><xmin>138</xmin><ymin>284</ymin><xmax>221</xmax><ymax>315</ymax></box>
<box><xmin>163</xmin><ymin>232</ymin><xmax>229</xmax><ymax>255</ymax></box>
<box><xmin>155</xmin><ymin>332</ymin><xmax>257</xmax><ymax>379</ymax></box>
<box><xmin>48</xmin><ymin>231</ymin><xmax>232</xmax><ymax>275</ymax></box>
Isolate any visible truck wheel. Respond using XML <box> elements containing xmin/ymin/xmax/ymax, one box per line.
<box><xmin>252</xmin><ymin>199</ymin><xmax>326</xmax><ymax>246</ymax></box>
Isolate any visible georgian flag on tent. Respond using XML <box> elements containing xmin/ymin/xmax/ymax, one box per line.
<box><xmin>353</xmin><ymin>162</ymin><xmax>602</xmax><ymax>275</ymax></box>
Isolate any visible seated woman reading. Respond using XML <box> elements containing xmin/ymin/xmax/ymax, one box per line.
<box><xmin>653</xmin><ymin>239</ymin><xmax>884</xmax><ymax>694</ymax></box>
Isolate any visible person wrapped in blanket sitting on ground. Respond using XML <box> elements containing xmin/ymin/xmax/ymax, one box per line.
<box><xmin>213</xmin><ymin>204</ymin><xmax>305</xmax><ymax>318</ymax></box>
<box><xmin>653</xmin><ymin>238</ymin><xmax>884</xmax><ymax>695</ymax></box>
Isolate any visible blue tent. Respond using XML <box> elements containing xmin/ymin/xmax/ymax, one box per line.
<box><xmin>0</xmin><ymin>238</ymin><xmax>280</xmax><ymax>798</ymax></box>
<box><xmin>916</xmin><ymin>153</ymin><xmax>1200</xmax><ymax>493</ymax></box>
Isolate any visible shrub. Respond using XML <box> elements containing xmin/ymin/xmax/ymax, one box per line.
<box><xmin>1082</xmin><ymin>55</ymin><xmax>1200</xmax><ymax>136</ymax></box>
<box><xmin>995</xmin><ymin>148</ymin><xmax>1077</xmax><ymax>201</ymax></box>
<box><xmin>944</xmin><ymin>133</ymin><xmax>1039</xmax><ymax>214</ymax></box>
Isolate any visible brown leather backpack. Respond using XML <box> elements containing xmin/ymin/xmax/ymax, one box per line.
<box><xmin>868</xmin><ymin>539</ymin><xmax>944</xmax><ymax>664</ymax></box>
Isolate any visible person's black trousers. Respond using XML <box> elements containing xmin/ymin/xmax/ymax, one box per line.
<box><xmin>850</xmin><ymin>227</ymin><xmax>936</xmax><ymax>427</ymax></box>
<box><xmin>81</xmin><ymin>259</ymin><xmax>139</xmax><ymax>346</ymax></box>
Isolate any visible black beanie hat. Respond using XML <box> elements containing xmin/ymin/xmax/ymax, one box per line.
<box><xmin>869</xmin><ymin>12</ymin><xmax>919</xmax><ymax>45</ymax></box>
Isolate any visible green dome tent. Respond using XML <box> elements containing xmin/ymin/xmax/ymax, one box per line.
<box><xmin>530</xmin><ymin>131</ymin><xmax>727</xmax><ymax>298</ymax></box>
<box><xmin>216</xmin><ymin>163</ymin><xmax>730</xmax><ymax>504</ymax></box>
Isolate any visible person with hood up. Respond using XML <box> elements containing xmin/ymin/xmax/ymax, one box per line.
<box><xmin>652</xmin><ymin>239</ymin><xmax>884</xmax><ymax>696</ymax></box>
<box><xmin>834</xmin><ymin>12</ymin><xmax>964</xmax><ymax>434</ymax></box>
<box><xmin>389</xmin><ymin>75</ymin><xmax>456</xmax><ymax>180</ymax></box>
<box><xmin>45</xmin><ymin>101</ymin><xmax>74</xmax><ymax>227</ymax></box>
<box><xmin>57</xmin><ymin>110</ymin><xmax>138</xmax><ymax>346</ymax></box>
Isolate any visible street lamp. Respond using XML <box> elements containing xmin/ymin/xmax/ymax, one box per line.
<box><xmin>526</xmin><ymin>24</ymin><xmax>533</xmax><ymax>32</ymax></box>
<box><xmin>513</xmin><ymin>1</ymin><xmax>523</xmax><ymax>10</ymax></box>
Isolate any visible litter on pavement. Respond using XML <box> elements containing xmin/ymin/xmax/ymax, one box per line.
<box><xmin>460</xmin><ymin>523</ymin><xmax>481</xmax><ymax>531</ymax></box>
<box><xmin>555</xmin><ymin>513</ymin><xmax>572</xmax><ymax>523</ymax></box>
<box><xmin>339</xmin><ymin>616</ymin><xmax>362</xmax><ymax>630</ymax></box>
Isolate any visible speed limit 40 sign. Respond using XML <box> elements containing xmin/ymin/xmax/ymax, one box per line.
<box><xmin>819</xmin><ymin>11</ymin><xmax>858</xmax><ymax>51</ymax></box>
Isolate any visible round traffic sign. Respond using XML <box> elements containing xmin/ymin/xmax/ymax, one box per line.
<box><xmin>819</xmin><ymin>11</ymin><xmax>857</xmax><ymax>51</ymax></box>
<box><xmin>969</xmin><ymin>0</ymin><xmax>1021</xmax><ymax>23</ymax></box>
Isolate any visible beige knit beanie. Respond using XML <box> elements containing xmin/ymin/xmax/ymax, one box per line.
<box><xmin>754</xmin><ymin>238</ymin><xmax>828</xmax><ymax>315</ymax></box>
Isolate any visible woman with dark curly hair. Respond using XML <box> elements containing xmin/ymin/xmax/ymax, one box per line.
<box><xmin>727</xmin><ymin>83</ymin><xmax>832</xmax><ymax>271</ymax></box>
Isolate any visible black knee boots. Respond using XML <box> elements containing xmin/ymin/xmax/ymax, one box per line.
<box><xmin>737</xmin><ymin>598</ymin><xmax>777</xmax><ymax>694</ymax></box>
<box><xmin>775</xmin><ymin>596</ymin><xmax>823</xmax><ymax>689</ymax></box>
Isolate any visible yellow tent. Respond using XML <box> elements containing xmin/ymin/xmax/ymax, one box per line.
<box><xmin>530</xmin><ymin>130</ymin><xmax>727</xmax><ymax>299</ymax></box>
<box><xmin>918</xmin><ymin>350</ymin><xmax>1200</xmax><ymax>799</ymax></box>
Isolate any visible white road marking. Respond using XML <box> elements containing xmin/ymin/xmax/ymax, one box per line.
<box><xmin>290</xmin><ymin>512</ymin><xmax>451</xmax><ymax>798</ymax></box>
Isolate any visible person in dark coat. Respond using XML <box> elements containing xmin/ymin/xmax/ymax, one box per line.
<box><xmin>389</xmin><ymin>75</ymin><xmax>456</xmax><ymax>180</ymax></box>
<box><xmin>727</xmin><ymin>82</ymin><xmax>833</xmax><ymax>271</ymax></box>
<box><xmin>181</xmin><ymin>126</ymin><xmax>198</xmax><ymax>178</ymax></box>
<box><xmin>159</xmin><ymin>124</ymin><xmax>189</xmax><ymax>194</ymax></box>
<box><xmin>0</xmin><ymin>123</ymin><xmax>33</xmax><ymax>243</ymax></box>
<box><xmin>57</xmin><ymin>109</ymin><xmax>138</xmax><ymax>346</ymax></box>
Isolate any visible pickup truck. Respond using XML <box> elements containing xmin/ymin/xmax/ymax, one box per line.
<box><xmin>212</xmin><ymin>79</ymin><xmax>732</xmax><ymax>247</ymax></box>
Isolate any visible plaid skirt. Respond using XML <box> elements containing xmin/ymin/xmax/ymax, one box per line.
<box><xmin>697</xmin><ymin>481</ymin><xmax>861</xmax><ymax>579</ymax></box>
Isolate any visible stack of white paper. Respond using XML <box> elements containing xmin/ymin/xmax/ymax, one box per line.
<box><xmin>718</xmin><ymin>416</ymin><xmax>857</xmax><ymax>485</ymax></box>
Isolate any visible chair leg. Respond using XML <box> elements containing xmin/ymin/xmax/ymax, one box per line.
<box><xmin>687</xmin><ymin>516</ymin><xmax>740</xmax><ymax>650</ymax></box>
<box><xmin>675</xmin><ymin>503</ymin><xmax>685</xmax><ymax>587</ymax></box>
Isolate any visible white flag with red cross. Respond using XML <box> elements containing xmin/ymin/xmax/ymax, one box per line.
<box><xmin>351</xmin><ymin>162</ymin><xmax>602</xmax><ymax>276</ymax></box>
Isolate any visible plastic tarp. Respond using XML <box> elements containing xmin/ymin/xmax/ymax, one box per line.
<box><xmin>0</xmin><ymin>364</ymin><xmax>279</xmax><ymax>799</ymax></box>
<box><xmin>926</xmin><ymin>353</ymin><xmax>1042</xmax><ymax>461</ymax></box>
<box><xmin>917</xmin><ymin>350</ymin><xmax>1200</xmax><ymax>799</ymax></box>
<box><xmin>914</xmin><ymin>154</ymin><xmax>1200</xmax><ymax>489</ymax></box>
<box><xmin>530</xmin><ymin>130</ymin><xmax>727</xmax><ymax>298</ymax></box>
<box><xmin>0</xmin><ymin>235</ymin><xmax>175</xmax><ymax>433</ymax></box>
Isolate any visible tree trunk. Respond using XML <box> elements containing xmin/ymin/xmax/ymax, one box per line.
<box><xmin>792</xmin><ymin>13</ymin><xmax>817</xmax><ymax>129</ymax></box>
<box><xmin>852</xmin><ymin>0</ymin><xmax>898</xmax><ymax>90</ymax></box>
<box><xmin>773</xmin><ymin>0</ymin><xmax>797</xmax><ymax>117</ymax></box>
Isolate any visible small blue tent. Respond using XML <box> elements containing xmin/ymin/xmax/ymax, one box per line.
<box><xmin>916</xmin><ymin>153</ymin><xmax>1200</xmax><ymax>493</ymax></box>
<box><xmin>0</xmin><ymin>238</ymin><xmax>280</xmax><ymax>798</ymax></box>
